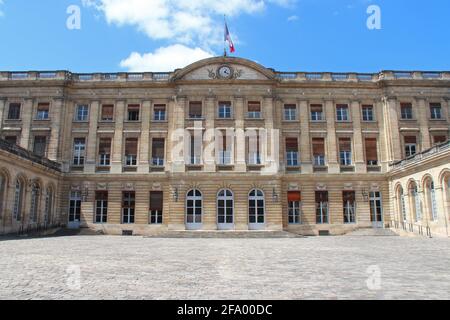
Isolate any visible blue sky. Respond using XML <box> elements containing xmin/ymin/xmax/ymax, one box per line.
<box><xmin>0</xmin><ymin>0</ymin><xmax>449</xmax><ymax>73</ymax></box>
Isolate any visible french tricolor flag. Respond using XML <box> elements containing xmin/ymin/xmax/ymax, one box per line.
<box><xmin>224</xmin><ymin>22</ymin><xmax>235</xmax><ymax>54</ymax></box>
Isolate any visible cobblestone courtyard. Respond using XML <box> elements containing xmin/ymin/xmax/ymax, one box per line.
<box><xmin>1</xmin><ymin>235</ymin><xmax>450</xmax><ymax>300</ymax></box>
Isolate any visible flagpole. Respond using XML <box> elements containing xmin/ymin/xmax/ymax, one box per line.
<box><xmin>223</xmin><ymin>15</ymin><xmax>227</xmax><ymax>57</ymax></box>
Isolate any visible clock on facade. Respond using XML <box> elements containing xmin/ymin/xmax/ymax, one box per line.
<box><xmin>217</xmin><ymin>65</ymin><xmax>233</xmax><ymax>79</ymax></box>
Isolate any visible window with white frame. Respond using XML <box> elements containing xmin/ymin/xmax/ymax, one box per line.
<box><xmin>404</xmin><ymin>136</ymin><xmax>417</xmax><ymax>158</ymax></box>
<box><xmin>75</xmin><ymin>105</ymin><xmax>89</xmax><ymax>121</ymax></box>
<box><xmin>411</xmin><ymin>186</ymin><xmax>422</xmax><ymax>222</ymax></box>
<box><xmin>315</xmin><ymin>191</ymin><xmax>329</xmax><ymax>224</ymax></box>
<box><xmin>69</xmin><ymin>191</ymin><xmax>81</xmax><ymax>223</ymax></box>
<box><xmin>30</xmin><ymin>183</ymin><xmax>40</xmax><ymax>223</ymax></box>
<box><xmin>343</xmin><ymin>191</ymin><xmax>356</xmax><ymax>224</ymax></box>
<box><xmin>186</xmin><ymin>189</ymin><xmax>203</xmax><ymax>224</ymax></box>
<box><xmin>153</xmin><ymin>104</ymin><xmax>166</xmax><ymax>121</ymax></box>
<box><xmin>430</xmin><ymin>103</ymin><xmax>442</xmax><ymax>120</ymax></box>
<box><xmin>247</xmin><ymin>101</ymin><xmax>261</xmax><ymax>119</ymax></box>
<box><xmin>310</xmin><ymin>104</ymin><xmax>324</xmax><ymax>121</ymax></box>
<box><xmin>217</xmin><ymin>132</ymin><xmax>232</xmax><ymax>165</ymax></box>
<box><xmin>98</xmin><ymin>138</ymin><xmax>111</xmax><ymax>166</ymax></box>
<box><xmin>336</xmin><ymin>104</ymin><xmax>349</xmax><ymax>121</ymax></box>
<box><xmin>400</xmin><ymin>103</ymin><xmax>413</xmax><ymax>120</ymax></box>
<box><xmin>400</xmin><ymin>192</ymin><xmax>407</xmax><ymax>222</ymax></box>
<box><xmin>217</xmin><ymin>189</ymin><xmax>234</xmax><ymax>224</ymax></box>
<box><xmin>430</xmin><ymin>181</ymin><xmax>438</xmax><ymax>221</ymax></box>
<box><xmin>288</xmin><ymin>191</ymin><xmax>301</xmax><ymax>224</ymax></box>
<box><xmin>369</xmin><ymin>192</ymin><xmax>383</xmax><ymax>223</ymax></box>
<box><xmin>249</xmin><ymin>189</ymin><xmax>265</xmax><ymax>224</ymax></box>
<box><xmin>312</xmin><ymin>138</ymin><xmax>326</xmax><ymax>166</ymax></box>
<box><xmin>125</xmin><ymin>138</ymin><xmax>138</xmax><ymax>166</ymax></box>
<box><xmin>73</xmin><ymin>138</ymin><xmax>86</xmax><ymax>166</ymax></box>
<box><xmin>95</xmin><ymin>191</ymin><xmax>108</xmax><ymax>223</ymax></box>
<box><xmin>13</xmin><ymin>180</ymin><xmax>23</xmax><ymax>221</ymax></box>
<box><xmin>284</xmin><ymin>104</ymin><xmax>297</xmax><ymax>121</ymax></box>
<box><xmin>362</xmin><ymin>105</ymin><xmax>374</xmax><ymax>121</ymax></box>
<box><xmin>36</xmin><ymin>103</ymin><xmax>50</xmax><ymax>120</ymax></box>
<box><xmin>286</xmin><ymin>138</ymin><xmax>299</xmax><ymax>167</ymax></box>
<box><xmin>339</xmin><ymin>138</ymin><xmax>352</xmax><ymax>166</ymax></box>
<box><xmin>150</xmin><ymin>191</ymin><xmax>163</xmax><ymax>224</ymax></box>
<box><xmin>152</xmin><ymin>138</ymin><xmax>165</xmax><ymax>166</ymax></box>
<box><xmin>218</xmin><ymin>102</ymin><xmax>232</xmax><ymax>119</ymax></box>
<box><xmin>122</xmin><ymin>192</ymin><xmax>135</xmax><ymax>224</ymax></box>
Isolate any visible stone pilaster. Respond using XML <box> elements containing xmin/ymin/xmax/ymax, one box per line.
<box><xmin>85</xmin><ymin>100</ymin><xmax>100</xmax><ymax>173</ymax></box>
<box><xmin>416</xmin><ymin>98</ymin><xmax>431</xmax><ymax>151</ymax></box>
<box><xmin>170</xmin><ymin>97</ymin><xmax>186</xmax><ymax>173</ymax></box>
<box><xmin>325</xmin><ymin>100</ymin><xmax>339</xmax><ymax>173</ymax></box>
<box><xmin>234</xmin><ymin>96</ymin><xmax>246</xmax><ymax>172</ymax></box>
<box><xmin>383</xmin><ymin>97</ymin><xmax>402</xmax><ymax>161</ymax></box>
<box><xmin>19</xmin><ymin>98</ymin><xmax>34</xmax><ymax>150</ymax></box>
<box><xmin>299</xmin><ymin>99</ymin><xmax>312</xmax><ymax>173</ymax></box>
<box><xmin>47</xmin><ymin>97</ymin><xmax>64</xmax><ymax>161</ymax></box>
<box><xmin>204</xmin><ymin>96</ymin><xmax>216</xmax><ymax>172</ymax></box>
<box><xmin>351</xmin><ymin>100</ymin><xmax>366</xmax><ymax>173</ymax></box>
<box><xmin>375</xmin><ymin>100</ymin><xmax>388</xmax><ymax>172</ymax></box>
<box><xmin>0</xmin><ymin>97</ymin><xmax>6</xmax><ymax>133</ymax></box>
<box><xmin>111</xmin><ymin>100</ymin><xmax>125</xmax><ymax>174</ymax></box>
<box><xmin>263</xmin><ymin>96</ymin><xmax>276</xmax><ymax>173</ymax></box>
<box><xmin>138</xmin><ymin>100</ymin><xmax>151</xmax><ymax>173</ymax></box>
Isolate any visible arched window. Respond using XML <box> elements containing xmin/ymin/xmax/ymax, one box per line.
<box><xmin>217</xmin><ymin>189</ymin><xmax>234</xmax><ymax>227</ymax></box>
<box><xmin>44</xmin><ymin>188</ymin><xmax>53</xmax><ymax>224</ymax></box>
<box><xmin>0</xmin><ymin>173</ymin><xmax>5</xmax><ymax>217</ymax></box>
<box><xmin>429</xmin><ymin>181</ymin><xmax>438</xmax><ymax>221</ymax></box>
<box><xmin>30</xmin><ymin>183</ymin><xmax>40</xmax><ymax>223</ymax></box>
<box><xmin>186</xmin><ymin>189</ymin><xmax>202</xmax><ymax>227</ymax></box>
<box><xmin>13</xmin><ymin>179</ymin><xmax>24</xmax><ymax>221</ymax></box>
<box><xmin>249</xmin><ymin>189</ymin><xmax>265</xmax><ymax>227</ymax></box>
<box><xmin>410</xmin><ymin>183</ymin><xmax>422</xmax><ymax>222</ymax></box>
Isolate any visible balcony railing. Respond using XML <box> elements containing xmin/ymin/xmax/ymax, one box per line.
<box><xmin>390</xmin><ymin>140</ymin><xmax>450</xmax><ymax>169</ymax></box>
<box><xmin>0</xmin><ymin>139</ymin><xmax>61</xmax><ymax>172</ymax></box>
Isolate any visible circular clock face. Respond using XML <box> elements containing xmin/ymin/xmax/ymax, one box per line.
<box><xmin>218</xmin><ymin>66</ymin><xmax>233</xmax><ymax>79</ymax></box>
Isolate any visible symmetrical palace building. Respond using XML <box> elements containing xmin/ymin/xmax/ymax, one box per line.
<box><xmin>0</xmin><ymin>57</ymin><xmax>449</xmax><ymax>236</ymax></box>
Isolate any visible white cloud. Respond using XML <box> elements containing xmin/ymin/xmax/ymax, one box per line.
<box><xmin>0</xmin><ymin>0</ymin><xmax>4</xmax><ymax>17</ymax></box>
<box><xmin>83</xmin><ymin>0</ymin><xmax>296</xmax><ymax>46</ymax></box>
<box><xmin>287</xmin><ymin>15</ymin><xmax>298</xmax><ymax>22</ymax></box>
<box><xmin>82</xmin><ymin>0</ymin><xmax>296</xmax><ymax>71</ymax></box>
<box><xmin>119</xmin><ymin>44</ymin><xmax>213</xmax><ymax>72</ymax></box>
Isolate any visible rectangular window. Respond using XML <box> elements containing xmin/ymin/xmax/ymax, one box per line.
<box><xmin>343</xmin><ymin>191</ymin><xmax>356</xmax><ymax>224</ymax></box>
<box><xmin>288</xmin><ymin>191</ymin><xmax>301</xmax><ymax>224</ymax></box>
<box><xmin>286</xmin><ymin>138</ymin><xmax>299</xmax><ymax>167</ymax></box>
<box><xmin>312</xmin><ymin>138</ymin><xmax>326</xmax><ymax>166</ymax></box>
<box><xmin>284</xmin><ymin>104</ymin><xmax>297</xmax><ymax>121</ymax></box>
<box><xmin>95</xmin><ymin>191</ymin><xmax>108</xmax><ymax>224</ymax></box>
<box><xmin>8</xmin><ymin>103</ymin><xmax>21</xmax><ymax>120</ymax></box>
<box><xmin>69</xmin><ymin>191</ymin><xmax>81</xmax><ymax>223</ymax></box>
<box><xmin>189</xmin><ymin>102</ymin><xmax>203</xmax><ymax>119</ymax></box>
<box><xmin>189</xmin><ymin>133</ymin><xmax>202</xmax><ymax>165</ymax></box>
<box><xmin>362</xmin><ymin>105</ymin><xmax>374</xmax><ymax>121</ymax></box>
<box><xmin>36</xmin><ymin>103</ymin><xmax>50</xmax><ymax>120</ymax></box>
<box><xmin>150</xmin><ymin>191</ymin><xmax>163</xmax><ymax>224</ymax></box>
<box><xmin>125</xmin><ymin>138</ymin><xmax>138</xmax><ymax>166</ymax></box>
<box><xmin>400</xmin><ymin>103</ymin><xmax>413</xmax><ymax>120</ymax></box>
<box><xmin>154</xmin><ymin>104</ymin><xmax>166</xmax><ymax>121</ymax></box>
<box><xmin>430</xmin><ymin>103</ymin><xmax>442</xmax><ymax>120</ymax></box>
<box><xmin>433</xmin><ymin>135</ymin><xmax>447</xmax><ymax>145</ymax></box>
<box><xmin>127</xmin><ymin>104</ymin><xmax>140</xmax><ymax>121</ymax></box>
<box><xmin>311</xmin><ymin>104</ymin><xmax>324</xmax><ymax>121</ymax></box>
<box><xmin>247</xmin><ymin>134</ymin><xmax>261</xmax><ymax>165</ymax></box>
<box><xmin>76</xmin><ymin>105</ymin><xmax>89</xmax><ymax>121</ymax></box>
<box><xmin>73</xmin><ymin>138</ymin><xmax>86</xmax><ymax>166</ymax></box>
<box><xmin>33</xmin><ymin>136</ymin><xmax>47</xmax><ymax>157</ymax></box>
<box><xmin>152</xmin><ymin>138</ymin><xmax>165</xmax><ymax>166</ymax></box>
<box><xmin>98</xmin><ymin>138</ymin><xmax>111</xmax><ymax>166</ymax></box>
<box><xmin>339</xmin><ymin>138</ymin><xmax>352</xmax><ymax>166</ymax></box>
<box><xmin>101</xmin><ymin>104</ymin><xmax>114</xmax><ymax>121</ymax></box>
<box><xmin>404</xmin><ymin>136</ymin><xmax>417</xmax><ymax>157</ymax></box>
<box><xmin>336</xmin><ymin>104</ymin><xmax>349</xmax><ymax>121</ymax></box>
<box><xmin>218</xmin><ymin>102</ymin><xmax>232</xmax><ymax>119</ymax></box>
<box><xmin>247</xmin><ymin>101</ymin><xmax>261</xmax><ymax>119</ymax></box>
<box><xmin>4</xmin><ymin>136</ymin><xmax>17</xmax><ymax>145</ymax></box>
<box><xmin>316</xmin><ymin>191</ymin><xmax>329</xmax><ymax>224</ymax></box>
<box><xmin>370</xmin><ymin>192</ymin><xmax>383</xmax><ymax>224</ymax></box>
<box><xmin>122</xmin><ymin>192</ymin><xmax>135</xmax><ymax>224</ymax></box>
<box><xmin>365</xmin><ymin>138</ymin><xmax>378</xmax><ymax>166</ymax></box>
<box><xmin>218</xmin><ymin>132</ymin><xmax>232</xmax><ymax>165</ymax></box>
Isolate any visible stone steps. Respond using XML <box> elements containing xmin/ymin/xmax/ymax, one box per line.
<box><xmin>145</xmin><ymin>231</ymin><xmax>304</xmax><ymax>239</ymax></box>
<box><xmin>344</xmin><ymin>228</ymin><xmax>399</xmax><ymax>237</ymax></box>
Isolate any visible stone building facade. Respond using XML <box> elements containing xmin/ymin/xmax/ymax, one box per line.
<box><xmin>0</xmin><ymin>57</ymin><xmax>449</xmax><ymax>236</ymax></box>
